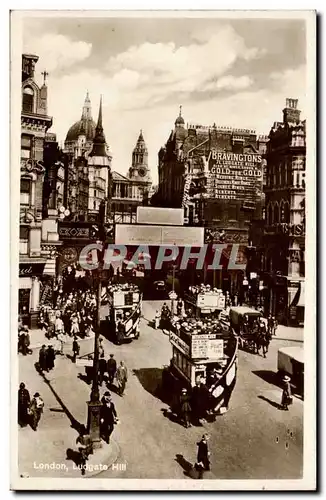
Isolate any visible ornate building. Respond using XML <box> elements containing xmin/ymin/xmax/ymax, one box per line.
<box><xmin>153</xmin><ymin>108</ymin><xmax>267</xmax><ymax>293</ymax></box>
<box><xmin>110</xmin><ymin>130</ymin><xmax>152</xmax><ymax>223</ymax></box>
<box><xmin>20</xmin><ymin>54</ymin><xmax>61</xmax><ymax>328</ymax></box>
<box><xmin>63</xmin><ymin>93</ymin><xmax>112</xmax><ymax>221</ymax></box>
<box><xmin>262</xmin><ymin>98</ymin><xmax>305</xmax><ymax>325</ymax></box>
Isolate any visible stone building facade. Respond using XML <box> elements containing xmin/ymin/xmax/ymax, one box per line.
<box><xmin>153</xmin><ymin>108</ymin><xmax>267</xmax><ymax>293</ymax></box>
<box><xmin>262</xmin><ymin>98</ymin><xmax>305</xmax><ymax>325</ymax></box>
<box><xmin>20</xmin><ymin>54</ymin><xmax>61</xmax><ymax>328</ymax></box>
<box><xmin>110</xmin><ymin>131</ymin><xmax>152</xmax><ymax>223</ymax></box>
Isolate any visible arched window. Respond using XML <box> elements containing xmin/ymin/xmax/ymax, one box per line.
<box><xmin>284</xmin><ymin>202</ymin><xmax>290</xmax><ymax>222</ymax></box>
<box><xmin>268</xmin><ymin>203</ymin><xmax>273</xmax><ymax>225</ymax></box>
<box><xmin>22</xmin><ymin>86</ymin><xmax>34</xmax><ymax>113</ymax></box>
<box><xmin>280</xmin><ymin>200</ymin><xmax>285</xmax><ymax>222</ymax></box>
<box><xmin>274</xmin><ymin>203</ymin><xmax>280</xmax><ymax>223</ymax></box>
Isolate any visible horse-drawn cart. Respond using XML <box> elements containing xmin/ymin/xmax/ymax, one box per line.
<box><xmin>229</xmin><ymin>307</ymin><xmax>271</xmax><ymax>356</ymax></box>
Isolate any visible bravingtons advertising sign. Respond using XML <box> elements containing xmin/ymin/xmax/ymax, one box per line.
<box><xmin>208</xmin><ymin>150</ymin><xmax>263</xmax><ymax>202</ymax></box>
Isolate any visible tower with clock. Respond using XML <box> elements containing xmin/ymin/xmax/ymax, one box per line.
<box><xmin>129</xmin><ymin>130</ymin><xmax>151</xmax><ymax>183</ymax></box>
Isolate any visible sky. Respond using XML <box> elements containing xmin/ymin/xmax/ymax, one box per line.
<box><xmin>22</xmin><ymin>14</ymin><xmax>307</xmax><ymax>184</ymax></box>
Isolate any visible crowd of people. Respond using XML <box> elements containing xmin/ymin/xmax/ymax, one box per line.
<box><xmin>38</xmin><ymin>289</ymin><xmax>98</xmax><ymax>340</ymax></box>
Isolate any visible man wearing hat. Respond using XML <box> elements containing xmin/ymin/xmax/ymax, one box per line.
<box><xmin>29</xmin><ymin>392</ymin><xmax>44</xmax><ymax>431</ymax></box>
<box><xmin>281</xmin><ymin>375</ymin><xmax>292</xmax><ymax>411</ymax></box>
<box><xmin>38</xmin><ymin>344</ymin><xmax>47</xmax><ymax>372</ymax></box>
<box><xmin>100</xmin><ymin>392</ymin><xmax>118</xmax><ymax>443</ymax></box>
<box><xmin>179</xmin><ymin>388</ymin><xmax>192</xmax><ymax>428</ymax></box>
<box><xmin>107</xmin><ymin>354</ymin><xmax>117</xmax><ymax>386</ymax></box>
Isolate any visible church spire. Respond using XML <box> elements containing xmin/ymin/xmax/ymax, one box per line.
<box><xmin>89</xmin><ymin>95</ymin><xmax>107</xmax><ymax>158</ymax></box>
<box><xmin>81</xmin><ymin>91</ymin><xmax>92</xmax><ymax>120</ymax></box>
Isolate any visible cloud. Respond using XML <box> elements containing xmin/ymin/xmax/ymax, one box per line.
<box><xmin>104</xmin><ymin>25</ymin><xmax>263</xmax><ymax>109</ymax></box>
<box><xmin>23</xmin><ymin>33</ymin><xmax>92</xmax><ymax>73</ymax></box>
<box><xmin>203</xmin><ymin>75</ymin><xmax>253</xmax><ymax>92</ymax></box>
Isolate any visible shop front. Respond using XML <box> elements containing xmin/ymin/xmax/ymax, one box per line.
<box><xmin>19</xmin><ymin>262</ymin><xmax>46</xmax><ymax>328</ymax></box>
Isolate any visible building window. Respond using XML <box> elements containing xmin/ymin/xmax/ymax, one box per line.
<box><xmin>93</xmin><ymin>201</ymin><xmax>96</xmax><ymax>210</ymax></box>
<box><xmin>94</xmin><ymin>190</ymin><xmax>97</xmax><ymax>198</ymax></box>
<box><xmin>20</xmin><ymin>178</ymin><xmax>31</xmax><ymax>206</ymax></box>
<box><xmin>273</xmin><ymin>203</ymin><xmax>279</xmax><ymax>223</ymax></box>
<box><xmin>268</xmin><ymin>204</ymin><xmax>273</xmax><ymax>225</ymax></box>
<box><xmin>21</xmin><ymin>135</ymin><xmax>32</xmax><ymax>159</ymax></box>
<box><xmin>22</xmin><ymin>86</ymin><xmax>34</xmax><ymax>113</ymax></box>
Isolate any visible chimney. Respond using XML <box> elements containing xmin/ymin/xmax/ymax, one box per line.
<box><xmin>283</xmin><ymin>98</ymin><xmax>301</xmax><ymax>124</ymax></box>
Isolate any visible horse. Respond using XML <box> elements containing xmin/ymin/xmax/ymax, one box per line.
<box><xmin>254</xmin><ymin>328</ymin><xmax>272</xmax><ymax>357</ymax></box>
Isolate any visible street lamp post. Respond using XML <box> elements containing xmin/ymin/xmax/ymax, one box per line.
<box><xmin>86</xmin><ymin>265</ymin><xmax>102</xmax><ymax>449</ymax></box>
<box><xmin>86</xmin><ymin>213</ymin><xmax>107</xmax><ymax>448</ymax></box>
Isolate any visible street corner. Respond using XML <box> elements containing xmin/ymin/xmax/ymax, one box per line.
<box><xmin>82</xmin><ymin>438</ymin><xmax>121</xmax><ymax>478</ymax></box>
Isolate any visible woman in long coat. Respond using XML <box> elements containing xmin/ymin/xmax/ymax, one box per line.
<box><xmin>179</xmin><ymin>388</ymin><xmax>192</xmax><ymax>428</ymax></box>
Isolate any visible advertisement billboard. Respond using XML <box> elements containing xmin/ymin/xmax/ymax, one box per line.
<box><xmin>115</xmin><ymin>224</ymin><xmax>204</xmax><ymax>246</ymax></box>
<box><xmin>207</xmin><ymin>151</ymin><xmax>263</xmax><ymax>202</ymax></box>
<box><xmin>137</xmin><ymin>207</ymin><xmax>184</xmax><ymax>226</ymax></box>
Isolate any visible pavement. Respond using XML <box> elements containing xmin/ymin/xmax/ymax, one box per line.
<box><xmin>18</xmin><ymin>301</ymin><xmax>304</xmax><ymax>480</ymax></box>
<box><xmin>25</xmin><ymin>329</ymin><xmax>95</xmax><ymax>350</ymax></box>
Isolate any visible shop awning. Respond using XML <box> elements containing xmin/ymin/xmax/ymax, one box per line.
<box><xmin>297</xmin><ymin>282</ymin><xmax>305</xmax><ymax>308</ymax></box>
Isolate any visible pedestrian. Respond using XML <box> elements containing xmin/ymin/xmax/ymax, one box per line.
<box><xmin>195</xmin><ymin>434</ymin><xmax>211</xmax><ymax>478</ymax></box>
<box><xmin>272</xmin><ymin>316</ymin><xmax>278</xmax><ymax>336</ymax></box>
<box><xmin>154</xmin><ymin>310</ymin><xmax>160</xmax><ymax>329</ymax></box>
<box><xmin>46</xmin><ymin>345</ymin><xmax>56</xmax><ymax>371</ymax></box>
<box><xmin>98</xmin><ymin>337</ymin><xmax>104</xmax><ymax>358</ymax></box>
<box><xmin>99</xmin><ymin>353</ymin><xmax>107</xmax><ymax>386</ymax></box>
<box><xmin>29</xmin><ymin>392</ymin><xmax>44</xmax><ymax>431</ymax></box>
<box><xmin>70</xmin><ymin>313</ymin><xmax>80</xmax><ymax>337</ymax></box>
<box><xmin>18</xmin><ymin>382</ymin><xmax>30</xmax><ymax>427</ymax></box>
<box><xmin>281</xmin><ymin>375</ymin><xmax>293</xmax><ymax>411</ymax></box>
<box><xmin>116</xmin><ymin>319</ymin><xmax>125</xmax><ymax>345</ymax></box>
<box><xmin>116</xmin><ymin>360</ymin><xmax>128</xmax><ymax>396</ymax></box>
<box><xmin>107</xmin><ymin>354</ymin><xmax>117</xmax><ymax>386</ymax></box>
<box><xmin>22</xmin><ymin>326</ymin><xmax>32</xmax><ymax>355</ymax></box>
<box><xmin>57</xmin><ymin>331</ymin><xmax>66</xmax><ymax>355</ymax></box>
<box><xmin>76</xmin><ymin>427</ymin><xmax>93</xmax><ymax>475</ymax></box>
<box><xmin>100</xmin><ymin>392</ymin><xmax>118</xmax><ymax>443</ymax></box>
<box><xmin>179</xmin><ymin>388</ymin><xmax>192</xmax><ymax>428</ymax></box>
<box><xmin>55</xmin><ymin>312</ymin><xmax>64</xmax><ymax>337</ymax></box>
<box><xmin>72</xmin><ymin>336</ymin><xmax>80</xmax><ymax>363</ymax></box>
<box><xmin>38</xmin><ymin>344</ymin><xmax>47</xmax><ymax>372</ymax></box>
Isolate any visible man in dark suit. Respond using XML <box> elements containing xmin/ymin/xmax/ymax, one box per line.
<box><xmin>100</xmin><ymin>392</ymin><xmax>117</xmax><ymax>443</ymax></box>
<box><xmin>107</xmin><ymin>354</ymin><xmax>117</xmax><ymax>386</ymax></box>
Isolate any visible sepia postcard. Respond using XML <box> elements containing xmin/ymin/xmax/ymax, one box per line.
<box><xmin>10</xmin><ymin>10</ymin><xmax>316</xmax><ymax>491</ymax></box>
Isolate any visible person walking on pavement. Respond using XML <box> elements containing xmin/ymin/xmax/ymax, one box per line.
<box><xmin>72</xmin><ymin>336</ymin><xmax>80</xmax><ymax>363</ymax></box>
<box><xmin>116</xmin><ymin>319</ymin><xmax>125</xmax><ymax>345</ymax></box>
<box><xmin>154</xmin><ymin>310</ymin><xmax>161</xmax><ymax>329</ymax></box>
<box><xmin>46</xmin><ymin>345</ymin><xmax>56</xmax><ymax>371</ymax></box>
<box><xmin>179</xmin><ymin>388</ymin><xmax>192</xmax><ymax>428</ymax></box>
<box><xmin>38</xmin><ymin>345</ymin><xmax>47</xmax><ymax>372</ymax></box>
<box><xmin>116</xmin><ymin>360</ymin><xmax>128</xmax><ymax>396</ymax></box>
<box><xmin>21</xmin><ymin>326</ymin><xmax>32</xmax><ymax>356</ymax></box>
<box><xmin>98</xmin><ymin>337</ymin><xmax>105</xmax><ymax>358</ymax></box>
<box><xmin>195</xmin><ymin>434</ymin><xmax>211</xmax><ymax>478</ymax></box>
<box><xmin>18</xmin><ymin>382</ymin><xmax>30</xmax><ymax>427</ymax></box>
<box><xmin>281</xmin><ymin>375</ymin><xmax>293</xmax><ymax>411</ymax></box>
<box><xmin>99</xmin><ymin>353</ymin><xmax>107</xmax><ymax>386</ymax></box>
<box><xmin>107</xmin><ymin>354</ymin><xmax>117</xmax><ymax>386</ymax></box>
<box><xmin>29</xmin><ymin>392</ymin><xmax>44</xmax><ymax>431</ymax></box>
<box><xmin>100</xmin><ymin>392</ymin><xmax>118</xmax><ymax>443</ymax></box>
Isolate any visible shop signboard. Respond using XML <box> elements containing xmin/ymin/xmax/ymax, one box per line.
<box><xmin>191</xmin><ymin>333</ymin><xmax>224</xmax><ymax>359</ymax></box>
<box><xmin>19</xmin><ymin>263</ymin><xmax>45</xmax><ymax>277</ymax></box>
<box><xmin>208</xmin><ymin>151</ymin><xmax>263</xmax><ymax>202</ymax></box>
<box><xmin>169</xmin><ymin>331</ymin><xmax>190</xmax><ymax>356</ymax></box>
